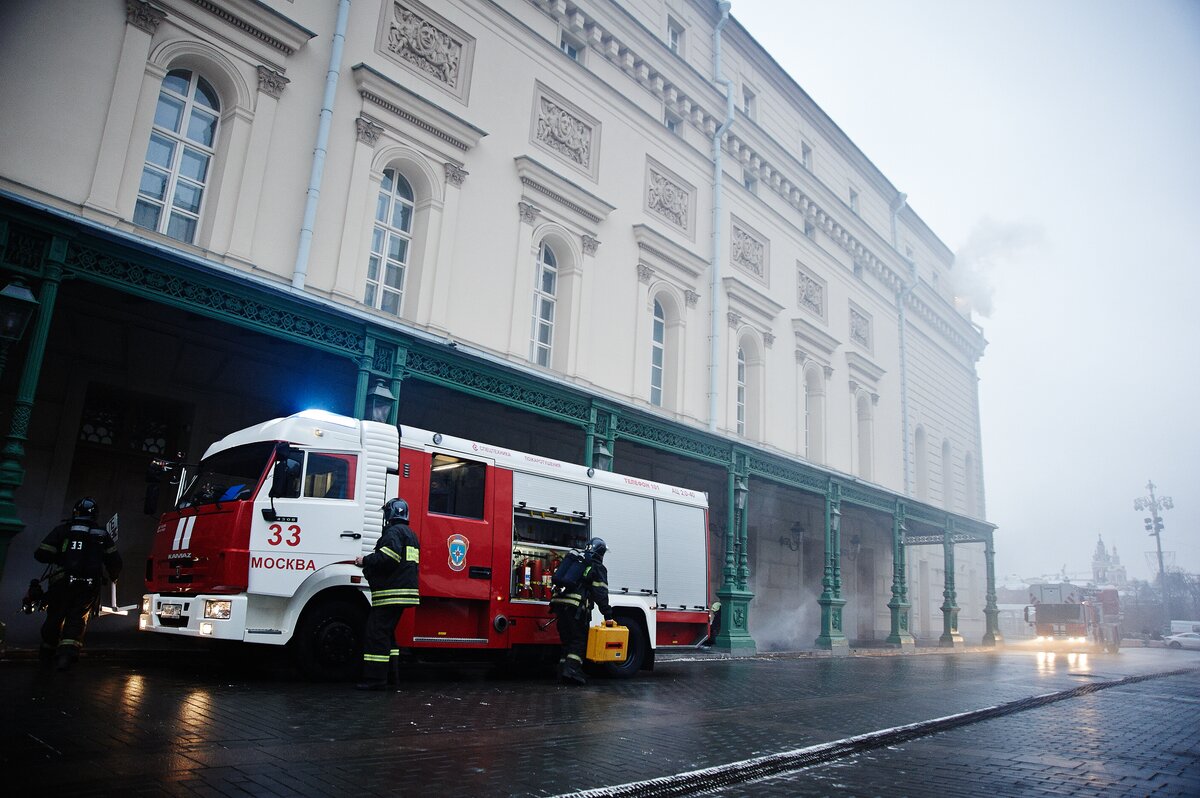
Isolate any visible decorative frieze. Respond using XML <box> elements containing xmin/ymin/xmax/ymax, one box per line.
<box><xmin>535</xmin><ymin>95</ymin><xmax>593</xmax><ymax>171</ymax></box>
<box><xmin>797</xmin><ymin>263</ymin><xmax>826</xmax><ymax>321</ymax></box>
<box><xmin>849</xmin><ymin>303</ymin><xmax>873</xmax><ymax>351</ymax></box>
<box><xmin>379</xmin><ymin>1</ymin><xmax>474</xmax><ymax>100</ymax></box>
<box><xmin>126</xmin><ymin>0</ymin><xmax>166</xmax><ymax>34</ymax></box>
<box><xmin>731</xmin><ymin>219</ymin><xmax>767</xmax><ymax>284</ymax></box>
<box><xmin>256</xmin><ymin>66</ymin><xmax>290</xmax><ymax>99</ymax></box>
<box><xmin>355</xmin><ymin>116</ymin><xmax>383</xmax><ymax>146</ymax></box>
<box><xmin>647</xmin><ymin>169</ymin><xmax>688</xmax><ymax>229</ymax></box>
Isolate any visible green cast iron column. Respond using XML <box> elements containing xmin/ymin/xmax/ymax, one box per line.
<box><xmin>816</xmin><ymin>481</ymin><xmax>848</xmax><ymax>654</ymax></box>
<box><xmin>939</xmin><ymin>518</ymin><xmax>963</xmax><ymax>646</ymax></box>
<box><xmin>0</xmin><ymin>250</ymin><xmax>63</xmax><ymax>592</ymax></box>
<box><xmin>982</xmin><ymin>530</ymin><xmax>1003</xmax><ymax>646</ymax></box>
<box><xmin>714</xmin><ymin>457</ymin><xmax>755</xmax><ymax>653</ymax></box>
<box><xmin>886</xmin><ymin>501</ymin><xmax>915</xmax><ymax>648</ymax></box>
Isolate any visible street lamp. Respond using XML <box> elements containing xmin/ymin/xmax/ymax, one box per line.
<box><xmin>0</xmin><ymin>278</ymin><xmax>39</xmax><ymax>380</ymax></box>
<box><xmin>1133</xmin><ymin>480</ymin><xmax>1173</xmax><ymax>634</ymax></box>
<box><xmin>365</xmin><ymin>379</ymin><xmax>395</xmax><ymax>423</ymax></box>
<box><xmin>592</xmin><ymin>441</ymin><xmax>613</xmax><ymax>472</ymax></box>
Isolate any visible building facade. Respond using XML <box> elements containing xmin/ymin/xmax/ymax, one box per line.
<box><xmin>0</xmin><ymin>0</ymin><xmax>999</xmax><ymax>651</ymax></box>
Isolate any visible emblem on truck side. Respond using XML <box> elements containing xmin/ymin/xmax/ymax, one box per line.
<box><xmin>447</xmin><ymin>534</ymin><xmax>468</xmax><ymax>572</ymax></box>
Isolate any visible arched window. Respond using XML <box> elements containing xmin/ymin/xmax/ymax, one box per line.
<box><xmin>736</xmin><ymin>347</ymin><xmax>747</xmax><ymax>435</ymax></box>
<box><xmin>134</xmin><ymin>69</ymin><xmax>220</xmax><ymax>244</ymax></box>
<box><xmin>366</xmin><ymin>168</ymin><xmax>415</xmax><ymax>316</ymax></box>
<box><xmin>530</xmin><ymin>241</ymin><xmax>558</xmax><ymax>367</ymax></box>
<box><xmin>942</xmin><ymin>439</ymin><xmax>954</xmax><ymax>509</ymax></box>
<box><xmin>803</xmin><ymin>364</ymin><xmax>826</xmax><ymax>463</ymax></box>
<box><xmin>650</xmin><ymin>300</ymin><xmax>666</xmax><ymax>406</ymax></box>
<box><xmin>914</xmin><ymin>425</ymin><xmax>928</xmax><ymax>499</ymax></box>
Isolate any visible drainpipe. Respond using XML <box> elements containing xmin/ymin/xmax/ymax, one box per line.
<box><xmin>708</xmin><ymin>0</ymin><xmax>734</xmax><ymax>432</ymax></box>
<box><xmin>892</xmin><ymin>192</ymin><xmax>916</xmax><ymax>496</ymax></box>
<box><xmin>293</xmin><ymin>0</ymin><xmax>351</xmax><ymax>289</ymax></box>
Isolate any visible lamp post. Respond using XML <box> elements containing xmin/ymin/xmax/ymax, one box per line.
<box><xmin>365</xmin><ymin>379</ymin><xmax>396</xmax><ymax>424</ymax></box>
<box><xmin>1134</xmin><ymin>480</ymin><xmax>1173</xmax><ymax>634</ymax></box>
<box><xmin>0</xmin><ymin>278</ymin><xmax>39</xmax><ymax>381</ymax></box>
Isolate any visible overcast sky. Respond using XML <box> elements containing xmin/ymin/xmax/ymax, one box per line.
<box><xmin>730</xmin><ymin>0</ymin><xmax>1200</xmax><ymax>584</ymax></box>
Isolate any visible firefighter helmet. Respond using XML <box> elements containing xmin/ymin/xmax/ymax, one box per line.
<box><xmin>382</xmin><ymin>498</ymin><xmax>409</xmax><ymax>525</ymax></box>
<box><xmin>585</xmin><ymin>537</ymin><xmax>607</xmax><ymax>562</ymax></box>
<box><xmin>72</xmin><ymin>497</ymin><xmax>99</xmax><ymax>522</ymax></box>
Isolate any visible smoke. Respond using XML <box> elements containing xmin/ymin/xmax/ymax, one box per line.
<box><xmin>750</xmin><ymin>596</ymin><xmax>822</xmax><ymax>651</ymax></box>
<box><xmin>951</xmin><ymin>217</ymin><xmax>1045</xmax><ymax>317</ymax></box>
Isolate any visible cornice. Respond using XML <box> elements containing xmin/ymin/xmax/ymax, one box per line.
<box><xmin>186</xmin><ymin>0</ymin><xmax>315</xmax><ymax>56</ymax></box>
<box><xmin>514</xmin><ymin>155</ymin><xmax>615</xmax><ymax>225</ymax></box>
<box><xmin>792</xmin><ymin>316</ymin><xmax>840</xmax><ymax>358</ymax></box>
<box><xmin>845</xmin><ymin>351</ymin><xmax>886</xmax><ymax>385</ymax></box>
<box><xmin>352</xmin><ymin>64</ymin><xmax>487</xmax><ymax>152</ymax></box>
<box><xmin>631</xmin><ymin>223</ymin><xmax>706</xmax><ymax>279</ymax></box>
<box><xmin>722</xmin><ymin>275</ymin><xmax>785</xmax><ymax>329</ymax></box>
<box><xmin>906</xmin><ymin>284</ymin><xmax>988</xmax><ymax>362</ymax></box>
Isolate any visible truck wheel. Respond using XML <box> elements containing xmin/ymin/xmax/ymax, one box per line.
<box><xmin>1169</xmin><ymin>641</ymin><xmax>1182</xmax><ymax>649</ymax></box>
<box><xmin>603</xmin><ymin>614</ymin><xmax>647</xmax><ymax>679</ymax></box>
<box><xmin>292</xmin><ymin>598</ymin><xmax>366</xmax><ymax>681</ymax></box>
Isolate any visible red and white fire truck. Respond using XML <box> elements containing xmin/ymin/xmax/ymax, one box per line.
<box><xmin>141</xmin><ymin>410</ymin><xmax>711</xmax><ymax>678</ymax></box>
<box><xmin>1023</xmin><ymin>583</ymin><xmax>1122</xmax><ymax>653</ymax></box>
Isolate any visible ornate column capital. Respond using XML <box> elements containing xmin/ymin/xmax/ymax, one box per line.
<box><xmin>636</xmin><ymin>264</ymin><xmax>654</xmax><ymax>283</ymax></box>
<box><xmin>518</xmin><ymin>201</ymin><xmax>538</xmax><ymax>225</ymax></box>
<box><xmin>355</xmin><ymin>116</ymin><xmax>384</xmax><ymax>147</ymax></box>
<box><xmin>684</xmin><ymin>289</ymin><xmax>700</xmax><ymax>307</ymax></box>
<box><xmin>582</xmin><ymin>234</ymin><xmax>600</xmax><ymax>256</ymax></box>
<box><xmin>126</xmin><ymin>0</ymin><xmax>166</xmax><ymax>34</ymax></box>
<box><xmin>444</xmin><ymin>162</ymin><xmax>468</xmax><ymax>187</ymax></box>
<box><xmin>256</xmin><ymin>66</ymin><xmax>290</xmax><ymax>99</ymax></box>
<box><xmin>763</xmin><ymin>332</ymin><xmax>775</xmax><ymax>349</ymax></box>
<box><xmin>727</xmin><ymin>311</ymin><xmax>743</xmax><ymax>329</ymax></box>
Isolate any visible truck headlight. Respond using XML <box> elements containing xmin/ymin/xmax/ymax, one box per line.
<box><xmin>203</xmin><ymin>599</ymin><xmax>232</xmax><ymax>620</ymax></box>
<box><xmin>142</xmin><ymin>596</ymin><xmax>151</xmax><ymax>614</ymax></box>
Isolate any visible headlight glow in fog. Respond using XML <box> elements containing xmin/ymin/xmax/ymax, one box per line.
<box><xmin>203</xmin><ymin>599</ymin><xmax>232</xmax><ymax>620</ymax></box>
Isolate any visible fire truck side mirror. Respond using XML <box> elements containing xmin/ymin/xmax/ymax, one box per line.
<box><xmin>269</xmin><ymin>443</ymin><xmax>294</xmax><ymax>499</ymax></box>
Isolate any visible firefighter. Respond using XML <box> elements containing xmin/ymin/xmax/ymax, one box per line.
<box><xmin>550</xmin><ymin>536</ymin><xmax>612</xmax><ymax>685</ymax></box>
<box><xmin>34</xmin><ymin>497</ymin><xmax>122</xmax><ymax>670</ymax></box>
<box><xmin>354</xmin><ymin>498</ymin><xmax>420</xmax><ymax>691</ymax></box>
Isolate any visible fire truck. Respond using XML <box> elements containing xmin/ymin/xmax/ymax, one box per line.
<box><xmin>1023</xmin><ymin>583</ymin><xmax>1122</xmax><ymax>653</ymax></box>
<box><xmin>140</xmin><ymin>410</ymin><xmax>710</xmax><ymax>679</ymax></box>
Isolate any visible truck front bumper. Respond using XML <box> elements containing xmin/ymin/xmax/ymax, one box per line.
<box><xmin>140</xmin><ymin>593</ymin><xmax>248</xmax><ymax>641</ymax></box>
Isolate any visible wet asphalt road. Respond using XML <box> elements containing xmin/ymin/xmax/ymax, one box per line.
<box><xmin>2</xmin><ymin>644</ymin><xmax>1197</xmax><ymax>797</ymax></box>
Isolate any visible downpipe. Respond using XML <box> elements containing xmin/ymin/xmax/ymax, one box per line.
<box><xmin>292</xmin><ymin>0</ymin><xmax>351</xmax><ymax>290</ymax></box>
<box><xmin>707</xmin><ymin>1</ymin><xmax>734</xmax><ymax>432</ymax></box>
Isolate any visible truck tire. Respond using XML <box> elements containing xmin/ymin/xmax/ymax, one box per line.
<box><xmin>1169</xmin><ymin>641</ymin><xmax>1182</xmax><ymax>649</ymax></box>
<box><xmin>291</xmin><ymin>598</ymin><xmax>367</xmax><ymax>681</ymax></box>
<box><xmin>603</xmin><ymin>614</ymin><xmax>647</xmax><ymax>679</ymax></box>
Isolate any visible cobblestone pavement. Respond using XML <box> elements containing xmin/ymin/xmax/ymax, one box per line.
<box><xmin>2</xmin><ymin>644</ymin><xmax>1196</xmax><ymax>797</ymax></box>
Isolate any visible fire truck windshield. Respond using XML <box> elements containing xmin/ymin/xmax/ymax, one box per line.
<box><xmin>177</xmin><ymin>442</ymin><xmax>276</xmax><ymax>509</ymax></box>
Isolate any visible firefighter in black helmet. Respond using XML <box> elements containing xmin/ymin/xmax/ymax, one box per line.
<box><xmin>34</xmin><ymin>497</ymin><xmax>122</xmax><ymax>670</ymax></box>
<box><xmin>550</xmin><ymin>536</ymin><xmax>612</xmax><ymax>685</ymax></box>
<box><xmin>354</xmin><ymin>498</ymin><xmax>420</xmax><ymax>690</ymax></box>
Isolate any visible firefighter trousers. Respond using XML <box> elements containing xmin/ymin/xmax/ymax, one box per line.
<box><xmin>361</xmin><ymin>604</ymin><xmax>406</xmax><ymax>684</ymax></box>
<box><xmin>40</xmin><ymin>579</ymin><xmax>100</xmax><ymax>662</ymax></box>
<box><xmin>553</xmin><ymin>603</ymin><xmax>589</xmax><ymax>668</ymax></box>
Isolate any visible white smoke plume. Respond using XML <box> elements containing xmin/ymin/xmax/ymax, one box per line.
<box><xmin>952</xmin><ymin>217</ymin><xmax>1045</xmax><ymax>317</ymax></box>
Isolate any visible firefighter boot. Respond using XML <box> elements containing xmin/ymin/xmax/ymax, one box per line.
<box><xmin>562</xmin><ymin>656</ymin><xmax>587</xmax><ymax>685</ymax></box>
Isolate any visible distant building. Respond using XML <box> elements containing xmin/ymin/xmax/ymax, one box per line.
<box><xmin>1092</xmin><ymin>535</ymin><xmax>1127</xmax><ymax>587</ymax></box>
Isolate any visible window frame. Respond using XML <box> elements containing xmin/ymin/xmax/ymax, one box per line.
<box><xmin>366</xmin><ymin>167</ymin><xmax>416</xmax><ymax>317</ymax></box>
<box><xmin>650</xmin><ymin>300</ymin><xmax>666</xmax><ymax>406</ymax></box>
<box><xmin>530</xmin><ymin>240</ymin><xmax>559</xmax><ymax>368</ymax></box>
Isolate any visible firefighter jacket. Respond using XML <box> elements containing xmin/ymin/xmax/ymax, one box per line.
<box><xmin>36</xmin><ymin>519</ymin><xmax>122</xmax><ymax>585</ymax></box>
<box><xmin>361</xmin><ymin>521</ymin><xmax>420</xmax><ymax>607</ymax></box>
<box><xmin>550</xmin><ymin>558</ymin><xmax>611</xmax><ymax>618</ymax></box>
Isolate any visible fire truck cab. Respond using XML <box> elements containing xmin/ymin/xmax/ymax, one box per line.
<box><xmin>141</xmin><ymin>411</ymin><xmax>710</xmax><ymax>679</ymax></box>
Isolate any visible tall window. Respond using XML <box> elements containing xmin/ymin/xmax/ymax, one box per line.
<box><xmin>803</xmin><ymin>365</ymin><xmax>826</xmax><ymax>463</ymax></box>
<box><xmin>736</xmin><ymin>347</ymin><xmax>747</xmax><ymax>435</ymax></box>
<box><xmin>914</xmin><ymin>426</ymin><xmax>928</xmax><ymax>499</ymax></box>
<box><xmin>667</xmin><ymin>18</ymin><xmax>684</xmax><ymax>55</ymax></box>
<box><xmin>942</xmin><ymin>439</ymin><xmax>954</xmax><ymax>509</ymax></box>
<box><xmin>856</xmin><ymin>392</ymin><xmax>873</xmax><ymax>480</ymax></box>
<box><xmin>650</xmin><ymin>300</ymin><xmax>665</xmax><ymax>406</ymax></box>
<box><xmin>530</xmin><ymin>241</ymin><xmax>558</xmax><ymax>367</ymax></box>
<box><xmin>134</xmin><ymin>69</ymin><xmax>220</xmax><ymax>244</ymax></box>
<box><xmin>366</xmin><ymin>168</ymin><xmax>414</xmax><ymax>316</ymax></box>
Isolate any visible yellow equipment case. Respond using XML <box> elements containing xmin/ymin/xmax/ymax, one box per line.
<box><xmin>585</xmin><ymin>621</ymin><xmax>629</xmax><ymax>663</ymax></box>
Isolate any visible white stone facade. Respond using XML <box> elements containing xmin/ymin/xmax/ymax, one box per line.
<box><xmin>0</xmin><ymin>0</ymin><xmax>990</xmax><ymax>642</ymax></box>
